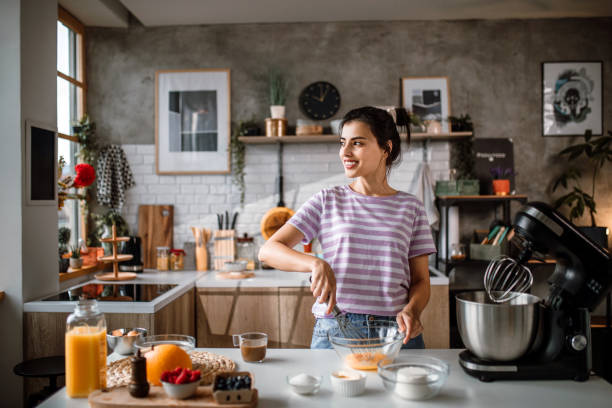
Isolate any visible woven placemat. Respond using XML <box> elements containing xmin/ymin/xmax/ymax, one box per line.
<box><xmin>106</xmin><ymin>351</ymin><xmax>236</xmax><ymax>388</ymax></box>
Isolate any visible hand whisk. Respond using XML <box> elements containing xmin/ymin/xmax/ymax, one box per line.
<box><xmin>330</xmin><ymin>305</ymin><xmax>388</xmax><ymax>356</ymax></box>
<box><xmin>331</xmin><ymin>305</ymin><xmax>365</xmax><ymax>340</ymax></box>
<box><xmin>484</xmin><ymin>255</ymin><xmax>533</xmax><ymax>303</ymax></box>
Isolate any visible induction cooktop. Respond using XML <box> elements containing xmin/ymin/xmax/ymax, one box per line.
<box><xmin>41</xmin><ymin>283</ymin><xmax>178</xmax><ymax>302</ymax></box>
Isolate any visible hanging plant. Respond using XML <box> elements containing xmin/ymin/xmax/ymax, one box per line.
<box><xmin>230</xmin><ymin>120</ymin><xmax>259</xmax><ymax>206</ymax></box>
<box><xmin>73</xmin><ymin>115</ymin><xmax>100</xmax><ymax>165</ymax></box>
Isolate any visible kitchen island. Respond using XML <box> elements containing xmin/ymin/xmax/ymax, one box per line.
<box><xmin>39</xmin><ymin>348</ymin><xmax>612</xmax><ymax>407</ymax></box>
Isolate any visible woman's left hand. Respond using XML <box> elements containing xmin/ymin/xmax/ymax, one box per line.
<box><xmin>396</xmin><ymin>307</ymin><xmax>423</xmax><ymax>344</ymax></box>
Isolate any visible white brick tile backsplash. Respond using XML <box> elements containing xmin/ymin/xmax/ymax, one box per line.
<box><xmin>159</xmin><ymin>176</ymin><xmax>176</xmax><ymax>184</ymax></box>
<box><xmin>137</xmin><ymin>145</ymin><xmax>155</xmax><ymax>155</ymax></box>
<box><xmin>122</xmin><ymin>145</ymin><xmax>137</xmax><ymax>155</ymax></box>
<box><xmin>156</xmin><ymin>194</ymin><xmax>176</xmax><ymax>204</ymax></box>
<box><xmin>122</xmin><ymin>143</ymin><xmax>450</xmax><ymax>248</ymax></box>
<box><xmin>148</xmin><ymin>184</ymin><xmax>179</xmax><ymax>194</ymax></box>
<box><xmin>143</xmin><ymin>174</ymin><xmax>159</xmax><ymax>184</ymax></box>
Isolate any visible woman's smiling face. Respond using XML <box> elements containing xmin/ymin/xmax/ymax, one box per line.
<box><xmin>339</xmin><ymin>120</ymin><xmax>388</xmax><ymax>179</ymax></box>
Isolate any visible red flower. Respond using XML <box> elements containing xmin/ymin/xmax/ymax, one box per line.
<box><xmin>73</xmin><ymin>163</ymin><xmax>96</xmax><ymax>188</ymax></box>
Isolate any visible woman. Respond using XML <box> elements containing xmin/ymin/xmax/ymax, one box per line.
<box><xmin>259</xmin><ymin>106</ymin><xmax>436</xmax><ymax>348</ymax></box>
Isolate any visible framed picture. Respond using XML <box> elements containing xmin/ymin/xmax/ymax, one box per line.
<box><xmin>156</xmin><ymin>69</ymin><xmax>231</xmax><ymax>174</ymax></box>
<box><xmin>25</xmin><ymin>119</ymin><xmax>57</xmax><ymax>206</ymax></box>
<box><xmin>401</xmin><ymin>76</ymin><xmax>451</xmax><ymax>133</ymax></box>
<box><xmin>542</xmin><ymin>61</ymin><xmax>603</xmax><ymax>136</ymax></box>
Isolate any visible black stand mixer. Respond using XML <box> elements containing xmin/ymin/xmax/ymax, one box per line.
<box><xmin>457</xmin><ymin>202</ymin><xmax>612</xmax><ymax>381</ymax></box>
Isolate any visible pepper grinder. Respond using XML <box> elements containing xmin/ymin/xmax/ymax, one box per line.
<box><xmin>128</xmin><ymin>349</ymin><xmax>149</xmax><ymax>398</ymax></box>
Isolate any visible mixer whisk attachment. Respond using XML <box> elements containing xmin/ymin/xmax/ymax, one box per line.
<box><xmin>484</xmin><ymin>255</ymin><xmax>533</xmax><ymax>303</ymax></box>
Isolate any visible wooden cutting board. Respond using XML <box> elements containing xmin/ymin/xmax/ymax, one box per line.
<box><xmin>88</xmin><ymin>386</ymin><xmax>258</xmax><ymax>407</ymax></box>
<box><xmin>138</xmin><ymin>205</ymin><xmax>173</xmax><ymax>268</ymax></box>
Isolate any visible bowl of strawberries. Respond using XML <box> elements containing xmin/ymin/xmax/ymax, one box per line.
<box><xmin>160</xmin><ymin>367</ymin><xmax>202</xmax><ymax>399</ymax></box>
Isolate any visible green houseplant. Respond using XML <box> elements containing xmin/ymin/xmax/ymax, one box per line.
<box><xmin>269</xmin><ymin>69</ymin><xmax>287</xmax><ymax>119</ymax></box>
<box><xmin>552</xmin><ymin>129</ymin><xmax>612</xmax><ymax>246</ymax></box>
<box><xmin>230</xmin><ymin>119</ymin><xmax>260</xmax><ymax>206</ymax></box>
<box><xmin>69</xmin><ymin>244</ymin><xmax>82</xmax><ymax>269</ymax></box>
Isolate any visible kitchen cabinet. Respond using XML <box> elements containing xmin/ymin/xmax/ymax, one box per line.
<box><xmin>196</xmin><ymin>288</ymin><xmax>283</xmax><ymax>348</ymax></box>
<box><xmin>23</xmin><ymin>288</ymin><xmax>195</xmax><ymax>400</ymax></box>
<box><xmin>196</xmin><ymin>283</ymin><xmax>449</xmax><ymax>349</ymax></box>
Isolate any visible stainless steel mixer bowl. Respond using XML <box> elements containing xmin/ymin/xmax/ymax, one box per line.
<box><xmin>456</xmin><ymin>291</ymin><xmax>540</xmax><ymax>361</ymax></box>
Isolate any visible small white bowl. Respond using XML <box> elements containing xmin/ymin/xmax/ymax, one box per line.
<box><xmin>286</xmin><ymin>374</ymin><xmax>322</xmax><ymax>395</ymax></box>
<box><xmin>330</xmin><ymin>370</ymin><xmax>366</xmax><ymax>397</ymax></box>
<box><xmin>223</xmin><ymin>260</ymin><xmax>248</xmax><ymax>272</ymax></box>
<box><xmin>161</xmin><ymin>379</ymin><xmax>199</xmax><ymax>399</ymax></box>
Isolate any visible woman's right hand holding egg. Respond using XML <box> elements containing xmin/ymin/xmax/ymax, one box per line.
<box><xmin>310</xmin><ymin>258</ymin><xmax>337</xmax><ymax>315</ymax></box>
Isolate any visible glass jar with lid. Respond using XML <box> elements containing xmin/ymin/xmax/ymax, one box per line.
<box><xmin>156</xmin><ymin>246</ymin><xmax>170</xmax><ymax>270</ymax></box>
<box><xmin>236</xmin><ymin>233</ymin><xmax>257</xmax><ymax>271</ymax></box>
<box><xmin>65</xmin><ymin>299</ymin><xmax>107</xmax><ymax>397</ymax></box>
<box><xmin>170</xmin><ymin>249</ymin><xmax>185</xmax><ymax>270</ymax></box>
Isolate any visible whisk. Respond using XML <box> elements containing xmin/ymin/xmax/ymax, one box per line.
<box><xmin>484</xmin><ymin>255</ymin><xmax>533</xmax><ymax>303</ymax></box>
<box><xmin>331</xmin><ymin>305</ymin><xmax>365</xmax><ymax>340</ymax></box>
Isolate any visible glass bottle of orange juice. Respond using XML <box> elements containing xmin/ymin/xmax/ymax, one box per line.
<box><xmin>65</xmin><ymin>299</ymin><xmax>107</xmax><ymax>398</ymax></box>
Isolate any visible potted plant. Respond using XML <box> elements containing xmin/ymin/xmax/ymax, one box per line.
<box><xmin>69</xmin><ymin>245</ymin><xmax>83</xmax><ymax>269</ymax></box>
<box><xmin>59</xmin><ymin>227</ymin><xmax>71</xmax><ymax>273</ymax></box>
<box><xmin>269</xmin><ymin>70</ymin><xmax>287</xmax><ymax>119</ymax></box>
<box><xmin>552</xmin><ymin>129</ymin><xmax>612</xmax><ymax>245</ymax></box>
<box><xmin>93</xmin><ymin>210</ymin><xmax>130</xmax><ymax>253</ymax></box>
<box><xmin>490</xmin><ymin>166</ymin><xmax>513</xmax><ymax>196</ymax></box>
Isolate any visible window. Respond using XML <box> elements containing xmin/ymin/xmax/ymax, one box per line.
<box><xmin>57</xmin><ymin>7</ymin><xmax>86</xmax><ymax>248</ymax></box>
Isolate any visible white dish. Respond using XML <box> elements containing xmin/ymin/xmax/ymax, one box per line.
<box><xmin>330</xmin><ymin>370</ymin><xmax>366</xmax><ymax>397</ymax></box>
<box><xmin>223</xmin><ymin>260</ymin><xmax>248</xmax><ymax>272</ymax></box>
<box><xmin>286</xmin><ymin>373</ymin><xmax>322</xmax><ymax>395</ymax></box>
<box><xmin>161</xmin><ymin>379</ymin><xmax>199</xmax><ymax>399</ymax></box>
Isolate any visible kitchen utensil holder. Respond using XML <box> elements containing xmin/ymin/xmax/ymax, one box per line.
<box><xmin>213</xmin><ymin>230</ymin><xmax>236</xmax><ymax>271</ymax></box>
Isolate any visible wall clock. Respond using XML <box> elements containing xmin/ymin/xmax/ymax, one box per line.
<box><xmin>298</xmin><ymin>81</ymin><xmax>341</xmax><ymax>120</ymax></box>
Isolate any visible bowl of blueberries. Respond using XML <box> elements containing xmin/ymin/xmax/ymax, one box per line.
<box><xmin>212</xmin><ymin>372</ymin><xmax>254</xmax><ymax>404</ymax></box>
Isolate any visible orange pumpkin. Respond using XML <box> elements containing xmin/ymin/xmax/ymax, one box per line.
<box><xmin>144</xmin><ymin>344</ymin><xmax>192</xmax><ymax>385</ymax></box>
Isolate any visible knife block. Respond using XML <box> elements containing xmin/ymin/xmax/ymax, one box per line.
<box><xmin>213</xmin><ymin>230</ymin><xmax>236</xmax><ymax>271</ymax></box>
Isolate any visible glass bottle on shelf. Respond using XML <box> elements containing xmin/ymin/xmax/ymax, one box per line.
<box><xmin>65</xmin><ymin>299</ymin><xmax>107</xmax><ymax>398</ymax></box>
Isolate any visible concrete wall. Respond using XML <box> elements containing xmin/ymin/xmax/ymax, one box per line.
<box><xmin>0</xmin><ymin>0</ymin><xmax>23</xmax><ymax>402</ymax></box>
<box><xmin>86</xmin><ymin>18</ymin><xmax>612</xmax><ymax>248</ymax></box>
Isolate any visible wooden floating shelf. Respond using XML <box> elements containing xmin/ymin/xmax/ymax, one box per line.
<box><xmin>97</xmin><ymin>254</ymin><xmax>133</xmax><ymax>263</ymax></box>
<box><xmin>239</xmin><ymin>131</ymin><xmax>472</xmax><ymax>144</ymax></box>
<box><xmin>99</xmin><ymin>237</ymin><xmax>130</xmax><ymax>243</ymax></box>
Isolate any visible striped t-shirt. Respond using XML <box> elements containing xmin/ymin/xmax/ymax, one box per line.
<box><xmin>288</xmin><ymin>185</ymin><xmax>436</xmax><ymax>317</ymax></box>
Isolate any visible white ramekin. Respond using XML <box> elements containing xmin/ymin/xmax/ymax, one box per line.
<box><xmin>330</xmin><ymin>370</ymin><xmax>366</xmax><ymax>397</ymax></box>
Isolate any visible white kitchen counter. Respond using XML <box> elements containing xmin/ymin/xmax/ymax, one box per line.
<box><xmin>24</xmin><ymin>270</ymin><xmax>204</xmax><ymax>314</ymax></box>
<box><xmin>38</xmin><ymin>348</ymin><xmax>612</xmax><ymax>408</ymax></box>
<box><xmin>24</xmin><ymin>268</ymin><xmax>448</xmax><ymax>313</ymax></box>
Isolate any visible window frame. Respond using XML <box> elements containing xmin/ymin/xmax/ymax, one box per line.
<box><xmin>58</xmin><ymin>6</ymin><xmax>87</xmax><ymax>245</ymax></box>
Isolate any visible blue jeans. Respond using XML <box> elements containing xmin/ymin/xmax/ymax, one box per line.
<box><xmin>310</xmin><ymin>313</ymin><xmax>426</xmax><ymax>349</ymax></box>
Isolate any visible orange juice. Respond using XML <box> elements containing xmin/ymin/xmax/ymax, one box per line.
<box><xmin>65</xmin><ymin>326</ymin><xmax>107</xmax><ymax>397</ymax></box>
